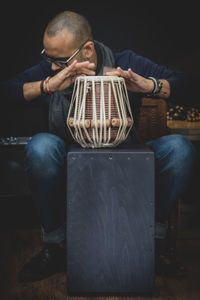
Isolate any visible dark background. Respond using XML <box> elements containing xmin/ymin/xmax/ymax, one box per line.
<box><xmin>1</xmin><ymin>1</ymin><xmax>200</xmax><ymax>80</ymax></box>
<box><xmin>0</xmin><ymin>1</ymin><xmax>200</xmax><ymax>226</ymax></box>
<box><xmin>0</xmin><ymin>1</ymin><xmax>200</xmax><ymax>137</ymax></box>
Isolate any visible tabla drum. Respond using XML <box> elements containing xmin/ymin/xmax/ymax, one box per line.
<box><xmin>67</xmin><ymin>76</ymin><xmax>134</xmax><ymax>148</ymax></box>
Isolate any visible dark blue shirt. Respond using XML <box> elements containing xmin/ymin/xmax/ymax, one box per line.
<box><xmin>0</xmin><ymin>49</ymin><xmax>192</xmax><ymax>107</ymax></box>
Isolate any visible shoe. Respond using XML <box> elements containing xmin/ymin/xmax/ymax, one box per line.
<box><xmin>18</xmin><ymin>244</ymin><xmax>66</xmax><ymax>282</ymax></box>
<box><xmin>155</xmin><ymin>253</ymin><xmax>188</xmax><ymax>278</ymax></box>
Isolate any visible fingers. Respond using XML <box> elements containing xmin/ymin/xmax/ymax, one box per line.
<box><xmin>116</xmin><ymin>67</ymin><xmax>129</xmax><ymax>78</ymax></box>
<box><xmin>65</xmin><ymin>60</ymin><xmax>95</xmax><ymax>78</ymax></box>
<box><xmin>58</xmin><ymin>60</ymin><xmax>78</xmax><ymax>79</ymax></box>
<box><xmin>105</xmin><ymin>67</ymin><xmax>136</xmax><ymax>80</ymax></box>
<box><xmin>76</xmin><ymin>61</ymin><xmax>95</xmax><ymax>70</ymax></box>
<box><xmin>77</xmin><ymin>65</ymin><xmax>95</xmax><ymax>76</ymax></box>
<box><xmin>103</xmin><ymin>66</ymin><xmax>116</xmax><ymax>75</ymax></box>
<box><xmin>105</xmin><ymin>68</ymin><xmax>121</xmax><ymax>76</ymax></box>
<box><xmin>127</xmin><ymin>68</ymin><xmax>142</xmax><ymax>82</ymax></box>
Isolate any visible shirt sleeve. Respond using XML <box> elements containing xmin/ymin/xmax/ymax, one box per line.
<box><xmin>0</xmin><ymin>60</ymin><xmax>52</xmax><ymax>104</ymax></box>
<box><xmin>114</xmin><ymin>50</ymin><xmax>193</xmax><ymax>105</ymax></box>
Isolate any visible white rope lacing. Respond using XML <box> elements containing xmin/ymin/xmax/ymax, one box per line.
<box><xmin>67</xmin><ymin>76</ymin><xmax>134</xmax><ymax>148</ymax></box>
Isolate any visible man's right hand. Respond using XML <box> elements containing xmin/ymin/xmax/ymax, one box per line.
<box><xmin>48</xmin><ymin>60</ymin><xmax>96</xmax><ymax>92</ymax></box>
<box><xmin>23</xmin><ymin>60</ymin><xmax>95</xmax><ymax>101</ymax></box>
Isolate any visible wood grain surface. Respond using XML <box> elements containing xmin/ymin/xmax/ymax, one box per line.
<box><xmin>67</xmin><ymin>148</ymin><xmax>155</xmax><ymax>295</ymax></box>
<box><xmin>167</xmin><ymin>120</ymin><xmax>200</xmax><ymax>141</ymax></box>
<box><xmin>0</xmin><ymin>228</ymin><xmax>200</xmax><ymax>299</ymax></box>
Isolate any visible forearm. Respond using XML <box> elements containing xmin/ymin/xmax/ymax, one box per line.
<box><xmin>158</xmin><ymin>79</ymin><xmax>170</xmax><ymax>99</ymax></box>
<box><xmin>0</xmin><ymin>61</ymin><xmax>51</xmax><ymax>104</ymax></box>
<box><xmin>23</xmin><ymin>81</ymin><xmax>42</xmax><ymax>101</ymax></box>
<box><xmin>23</xmin><ymin>60</ymin><xmax>96</xmax><ymax>101</ymax></box>
<box><xmin>146</xmin><ymin>79</ymin><xmax>170</xmax><ymax>99</ymax></box>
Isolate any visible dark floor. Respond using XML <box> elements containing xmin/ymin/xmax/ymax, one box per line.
<box><xmin>0</xmin><ymin>186</ymin><xmax>200</xmax><ymax>300</ymax></box>
<box><xmin>0</xmin><ymin>227</ymin><xmax>200</xmax><ymax>300</ymax></box>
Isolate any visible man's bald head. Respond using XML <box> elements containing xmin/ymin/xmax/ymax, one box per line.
<box><xmin>45</xmin><ymin>11</ymin><xmax>93</xmax><ymax>45</ymax></box>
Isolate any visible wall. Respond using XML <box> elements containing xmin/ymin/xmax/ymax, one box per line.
<box><xmin>0</xmin><ymin>1</ymin><xmax>200</xmax><ymax>137</ymax></box>
<box><xmin>1</xmin><ymin>1</ymin><xmax>200</xmax><ymax>80</ymax></box>
<box><xmin>0</xmin><ymin>1</ymin><xmax>200</xmax><ymax>227</ymax></box>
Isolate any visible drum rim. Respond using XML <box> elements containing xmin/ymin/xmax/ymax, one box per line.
<box><xmin>75</xmin><ymin>75</ymin><xmax>124</xmax><ymax>82</ymax></box>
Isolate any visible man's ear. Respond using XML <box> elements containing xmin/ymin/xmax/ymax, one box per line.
<box><xmin>83</xmin><ymin>41</ymin><xmax>95</xmax><ymax>59</ymax></box>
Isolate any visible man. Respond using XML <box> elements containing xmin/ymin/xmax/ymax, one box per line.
<box><xmin>0</xmin><ymin>10</ymin><xmax>197</xmax><ymax>282</ymax></box>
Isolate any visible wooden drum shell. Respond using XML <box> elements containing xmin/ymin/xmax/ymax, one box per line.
<box><xmin>67</xmin><ymin>76</ymin><xmax>133</xmax><ymax>148</ymax></box>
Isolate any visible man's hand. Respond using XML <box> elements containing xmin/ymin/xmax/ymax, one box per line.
<box><xmin>105</xmin><ymin>67</ymin><xmax>153</xmax><ymax>94</ymax></box>
<box><xmin>23</xmin><ymin>60</ymin><xmax>95</xmax><ymax>101</ymax></box>
<box><xmin>48</xmin><ymin>60</ymin><xmax>95</xmax><ymax>92</ymax></box>
<box><xmin>105</xmin><ymin>66</ymin><xmax>170</xmax><ymax>99</ymax></box>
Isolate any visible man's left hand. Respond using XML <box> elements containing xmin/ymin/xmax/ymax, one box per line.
<box><xmin>105</xmin><ymin>67</ymin><xmax>154</xmax><ymax>94</ymax></box>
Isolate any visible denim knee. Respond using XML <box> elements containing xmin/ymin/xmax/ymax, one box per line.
<box><xmin>163</xmin><ymin>134</ymin><xmax>197</xmax><ymax>174</ymax></box>
<box><xmin>24</xmin><ymin>133</ymin><xmax>68</xmax><ymax>177</ymax></box>
<box><xmin>148</xmin><ymin>134</ymin><xmax>197</xmax><ymax>172</ymax></box>
<box><xmin>147</xmin><ymin>134</ymin><xmax>197</xmax><ymax>222</ymax></box>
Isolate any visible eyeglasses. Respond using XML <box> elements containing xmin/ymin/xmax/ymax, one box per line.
<box><xmin>41</xmin><ymin>39</ymin><xmax>90</xmax><ymax>68</ymax></box>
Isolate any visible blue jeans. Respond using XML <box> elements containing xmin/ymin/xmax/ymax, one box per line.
<box><xmin>24</xmin><ymin>133</ymin><xmax>197</xmax><ymax>243</ymax></box>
